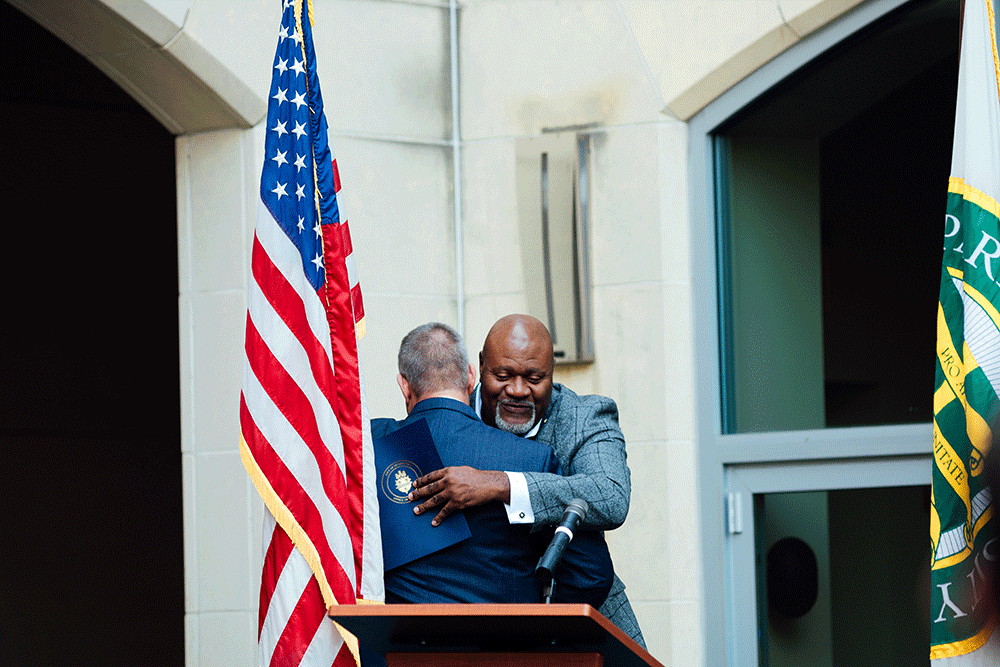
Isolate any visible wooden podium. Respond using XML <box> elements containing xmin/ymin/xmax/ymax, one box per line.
<box><xmin>329</xmin><ymin>603</ymin><xmax>663</xmax><ymax>667</ymax></box>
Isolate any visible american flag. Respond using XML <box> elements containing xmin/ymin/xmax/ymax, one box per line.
<box><xmin>240</xmin><ymin>1</ymin><xmax>383</xmax><ymax>666</ymax></box>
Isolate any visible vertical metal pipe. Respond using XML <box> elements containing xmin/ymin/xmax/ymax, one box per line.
<box><xmin>450</xmin><ymin>0</ymin><xmax>465</xmax><ymax>338</ymax></box>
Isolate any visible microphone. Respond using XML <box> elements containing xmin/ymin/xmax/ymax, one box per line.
<box><xmin>535</xmin><ymin>499</ymin><xmax>589</xmax><ymax>582</ymax></box>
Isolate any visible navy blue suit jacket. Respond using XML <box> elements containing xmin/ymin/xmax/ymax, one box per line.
<box><xmin>372</xmin><ymin>397</ymin><xmax>613</xmax><ymax>608</ymax></box>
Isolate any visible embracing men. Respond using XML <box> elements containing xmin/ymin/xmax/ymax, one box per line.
<box><xmin>391</xmin><ymin>315</ymin><xmax>644</xmax><ymax>647</ymax></box>
<box><xmin>371</xmin><ymin>323</ymin><xmax>613</xmax><ymax>608</ymax></box>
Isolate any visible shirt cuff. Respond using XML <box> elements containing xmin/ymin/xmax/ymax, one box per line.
<box><xmin>504</xmin><ymin>472</ymin><xmax>534</xmax><ymax>524</ymax></box>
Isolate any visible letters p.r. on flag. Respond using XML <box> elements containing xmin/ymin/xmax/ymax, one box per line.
<box><xmin>930</xmin><ymin>0</ymin><xmax>1000</xmax><ymax>663</ymax></box>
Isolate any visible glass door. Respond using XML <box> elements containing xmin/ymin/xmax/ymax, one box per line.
<box><xmin>725</xmin><ymin>456</ymin><xmax>932</xmax><ymax>667</ymax></box>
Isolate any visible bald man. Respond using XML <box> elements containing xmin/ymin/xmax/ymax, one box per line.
<box><xmin>408</xmin><ymin>314</ymin><xmax>644</xmax><ymax>647</ymax></box>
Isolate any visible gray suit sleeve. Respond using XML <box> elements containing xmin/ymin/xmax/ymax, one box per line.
<box><xmin>522</xmin><ymin>395</ymin><xmax>630</xmax><ymax>530</ymax></box>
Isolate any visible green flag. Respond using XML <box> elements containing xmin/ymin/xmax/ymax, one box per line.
<box><xmin>930</xmin><ymin>0</ymin><xmax>1000</xmax><ymax>662</ymax></box>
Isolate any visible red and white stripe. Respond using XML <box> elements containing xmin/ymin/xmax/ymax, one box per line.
<box><xmin>258</xmin><ymin>514</ymin><xmax>347</xmax><ymax>667</ymax></box>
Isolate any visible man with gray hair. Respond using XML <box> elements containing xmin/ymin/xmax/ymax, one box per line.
<box><xmin>393</xmin><ymin>322</ymin><xmax>475</xmax><ymax>414</ymax></box>
<box><xmin>371</xmin><ymin>322</ymin><xmax>614</xmax><ymax>607</ymax></box>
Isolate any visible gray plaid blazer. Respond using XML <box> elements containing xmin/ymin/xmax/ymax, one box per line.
<box><xmin>515</xmin><ymin>383</ymin><xmax>645</xmax><ymax>648</ymax></box>
<box><xmin>526</xmin><ymin>384</ymin><xmax>631</xmax><ymax>529</ymax></box>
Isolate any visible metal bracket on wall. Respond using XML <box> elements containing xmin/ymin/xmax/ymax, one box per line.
<box><xmin>516</xmin><ymin>132</ymin><xmax>594</xmax><ymax>364</ymax></box>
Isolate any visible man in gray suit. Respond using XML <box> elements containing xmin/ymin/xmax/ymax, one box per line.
<box><xmin>407</xmin><ymin>314</ymin><xmax>644</xmax><ymax>647</ymax></box>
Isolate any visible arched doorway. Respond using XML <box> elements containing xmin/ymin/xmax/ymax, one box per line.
<box><xmin>1</xmin><ymin>3</ymin><xmax>183</xmax><ymax>664</ymax></box>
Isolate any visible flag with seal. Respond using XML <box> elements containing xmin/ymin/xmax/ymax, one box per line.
<box><xmin>930</xmin><ymin>0</ymin><xmax>1000</xmax><ymax>662</ymax></box>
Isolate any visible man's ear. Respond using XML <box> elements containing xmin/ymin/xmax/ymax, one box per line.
<box><xmin>397</xmin><ymin>373</ymin><xmax>414</xmax><ymax>412</ymax></box>
<box><xmin>465</xmin><ymin>363</ymin><xmax>476</xmax><ymax>396</ymax></box>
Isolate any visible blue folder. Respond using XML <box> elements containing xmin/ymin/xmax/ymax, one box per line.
<box><xmin>373</xmin><ymin>418</ymin><xmax>472</xmax><ymax>571</ymax></box>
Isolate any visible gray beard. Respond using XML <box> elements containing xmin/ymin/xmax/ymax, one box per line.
<box><xmin>494</xmin><ymin>401</ymin><xmax>536</xmax><ymax>436</ymax></box>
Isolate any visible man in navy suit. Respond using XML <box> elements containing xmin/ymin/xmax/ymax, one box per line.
<box><xmin>371</xmin><ymin>323</ymin><xmax>613</xmax><ymax>608</ymax></box>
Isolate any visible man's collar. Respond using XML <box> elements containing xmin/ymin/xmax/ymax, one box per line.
<box><xmin>472</xmin><ymin>383</ymin><xmax>543</xmax><ymax>439</ymax></box>
<box><xmin>411</xmin><ymin>395</ymin><xmax>476</xmax><ymax>418</ymax></box>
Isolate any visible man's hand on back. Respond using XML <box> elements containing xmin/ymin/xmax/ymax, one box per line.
<box><xmin>408</xmin><ymin>466</ymin><xmax>510</xmax><ymax>526</ymax></box>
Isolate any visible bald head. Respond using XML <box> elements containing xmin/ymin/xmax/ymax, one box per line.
<box><xmin>484</xmin><ymin>315</ymin><xmax>553</xmax><ymax>359</ymax></box>
<box><xmin>479</xmin><ymin>314</ymin><xmax>554</xmax><ymax>435</ymax></box>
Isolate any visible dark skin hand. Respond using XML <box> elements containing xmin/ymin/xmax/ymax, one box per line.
<box><xmin>408</xmin><ymin>467</ymin><xmax>511</xmax><ymax>526</ymax></box>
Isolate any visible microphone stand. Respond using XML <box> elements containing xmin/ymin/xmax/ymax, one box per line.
<box><xmin>535</xmin><ymin>499</ymin><xmax>588</xmax><ymax>605</ymax></box>
<box><xmin>541</xmin><ymin>577</ymin><xmax>555</xmax><ymax>604</ymax></box>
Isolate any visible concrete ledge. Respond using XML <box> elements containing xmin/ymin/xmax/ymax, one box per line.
<box><xmin>9</xmin><ymin>0</ymin><xmax>266</xmax><ymax>133</ymax></box>
<box><xmin>665</xmin><ymin>0</ymin><xmax>864</xmax><ymax>120</ymax></box>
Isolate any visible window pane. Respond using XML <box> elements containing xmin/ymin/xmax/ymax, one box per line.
<box><xmin>718</xmin><ymin>0</ymin><xmax>959</xmax><ymax>433</ymax></box>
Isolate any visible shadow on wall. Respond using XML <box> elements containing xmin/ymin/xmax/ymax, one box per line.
<box><xmin>0</xmin><ymin>3</ymin><xmax>183</xmax><ymax>665</ymax></box>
